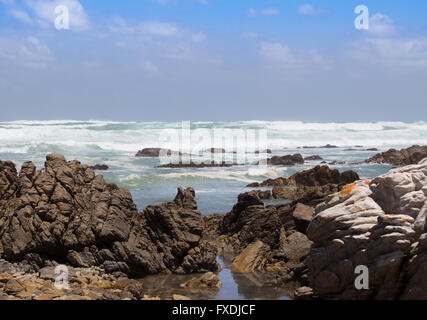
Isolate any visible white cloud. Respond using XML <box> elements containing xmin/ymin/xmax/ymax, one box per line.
<box><xmin>0</xmin><ymin>36</ymin><xmax>54</xmax><ymax>69</ymax></box>
<box><xmin>260</xmin><ymin>42</ymin><xmax>330</xmax><ymax>71</ymax></box>
<box><xmin>367</xmin><ymin>13</ymin><xmax>396</xmax><ymax>37</ymax></box>
<box><xmin>25</xmin><ymin>0</ymin><xmax>89</xmax><ymax>30</ymax></box>
<box><xmin>110</xmin><ymin>18</ymin><xmax>181</xmax><ymax>37</ymax></box>
<box><xmin>298</xmin><ymin>3</ymin><xmax>326</xmax><ymax>16</ymax></box>
<box><xmin>191</xmin><ymin>32</ymin><xmax>206</xmax><ymax>43</ymax></box>
<box><xmin>260</xmin><ymin>6</ymin><xmax>280</xmax><ymax>16</ymax></box>
<box><xmin>349</xmin><ymin>37</ymin><xmax>427</xmax><ymax>68</ymax></box>
<box><xmin>247</xmin><ymin>7</ymin><xmax>280</xmax><ymax>18</ymax></box>
<box><xmin>138</xmin><ymin>21</ymin><xmax>180</xmax><ymax>37</ymax></box>
<box><xmin>246</xmin><ymin>8</ymin><xmax>256</xmax><ymax>18</ymax></box>
<box><xmin>9</xmin><ymin>9</ymin><xmax>33</xmax><ymax>24</ymax></box>
<box><xmin>140</xmin><ymin>60</ymin><xmax>159</xmax><ymax>74</ymax></box>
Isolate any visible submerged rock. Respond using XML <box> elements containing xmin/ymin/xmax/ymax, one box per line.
<box><xmin>180</xmin><ymin>272</ymin><xmax>222</xmax><ymax>289</ymax></box>
<box><xmin>0</xmin><ymin>154</ymin><xmax>218</xmax><ymax>277</ymax></box>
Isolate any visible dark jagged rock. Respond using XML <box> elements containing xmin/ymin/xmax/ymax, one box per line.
<box><xmin>247</xmin><ymin>165</ymin><xmax>359</xmax><ymax>188</ymax></box>
<box><xmin>90</xmin><ymin>164</ymin><xmax>109</xmax><ymax>171</ymax></box>
<box><xmin>254</xmin><ymin>154</ymin><xmax>304</xmax><ymax>166</ymax></box>
<box><xmin>220</xmin><ymin>191</ymin><xmax>282</xmax><ymax>254</ymax></box>
<box><xmin>135</xmin><ymin>148</ymin><xmax>182</xmax><ymax>157</ymax></box>
<box><xmin>365</xmin><ymin>145</ymin><xmax>427</xmax><ymax>166</ymax></box>
<box><xmin>0</xmin><ymin>154</ymin><xmax>218</xmax><ymax>277</ymax></box>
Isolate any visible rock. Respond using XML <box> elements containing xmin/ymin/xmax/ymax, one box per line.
<box><xmin>90</xmin><ymin>164</ymin><xmax>109</xmax><ymax>171</ymax></box>
<box><xmin>292</xmin><ymin>203</ymin><xmax>314</xmax><ymax>234</ymax></box>
<box><xmin>254</xmin><ymin>149</ymin><xmax>272</xmax><ymax>154</ymax></box>
<box><xmin>321</xmin><ymin>144</ymin><xmax>338</xmax><ymax>149</ymax></box>
<box><xmin>172</xmin><ymin>294</ymin><xmax>191</xmax><ymax>300</ymax></box>
<box><xmin>306</xmin><ymin>158</ymin><xmax>427</xmax><ymax>299</ymax></box>
<box><xmin>4</xmin><ymin>279</ymin><xmax>25</xmax><ymax>295</ymax></box>
<box><xmin>247</xmin><ymin>165</ymin><xmax>359</xmax><ymax>188</ymax></box>
<box><xmin>230</xmin><ymin>240</ymin><xmax>270</xmax><ymax>273</ymax></box>
<box><xmin>365</xmin><ymin>145</ymin><xmax>427</xmax><ymax>166</ymax></box>
<box><xmin>328</xmin><ymin>161</ymin><xmax>345</xmax><ymax>165</ymax></box>
<box><xmin>157</xmin><ymin>161</ymin><xmax>237</xmax><ymax>168</ymax></box>
<box><xmin>304</xmin><ymin>155</ymin><xmax>323</xmax><ymax>161</ymax></box>
<box><xmin>203</xmin><ymin>148</ymin><xmax>226</xmax><ymax>154</ymax></box>
<box><xmin>255</xmin><ymin>154</ymin><xmax>304</xmax><ymax>166</ymax></box>
<box><xmin>180</xmin><ymin>272</ymin><xmax>222</xmax><ymax>288</ymax></box>
<box><xmin>282</xmin><ymin>232</ymin><xmax>312</xmax><ymax>263</ymax></box>
<box><xmin>0</xmin><ymin>155</ymin><xmax>218</xmax><ymax>277</ymax></box>
<box><xmin>0</xmin><ymin>273</ymin><xmax>13</xmax><ymax>283</ymax></box>
<box><xmin>135</xmin><ymin>148</ymin><xmax>181</xmax><ymax>157</ymax></box>
<box><xmin>294</xmin><ymin>286</ymin><xmax>314</xmax><ymax>300</ymax></box>
<box><xmin>220</xmin><ymin>191</ymin><xmax>282</xmax><ymax>254</ymax></box>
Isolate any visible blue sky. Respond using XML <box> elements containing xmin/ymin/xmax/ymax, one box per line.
<box><xmin>0</xmin><ymin>0</ymin><xmax>427</xmax><ymax>121</ymax></box>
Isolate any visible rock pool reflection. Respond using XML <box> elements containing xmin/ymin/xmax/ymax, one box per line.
<box><xmin>141</xmin><ymin>257</ymin><xmax>293</xmax><ymax>300</ymax></box>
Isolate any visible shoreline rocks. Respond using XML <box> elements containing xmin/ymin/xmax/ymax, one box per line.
<box><xmin>0</xmin><ymin>154</ymin><xmax>218</xmax><ymax>279</ymax></box>
<box><xmin>247</xmin><ymin>165</ymin><xmax>359</xmax><ymax>188</ymax></box>
<box><xmin>302</xmin><ymin>157</ymin><xmax>427</xmax><ymax>299</ymax></box>
<box><xmin>365</xmin><ymin>145</ymin><xmax>427</xmax><ymax>166</ymax></box>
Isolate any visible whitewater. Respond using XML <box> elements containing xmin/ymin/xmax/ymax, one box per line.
<box><xmin>1</xmin><ymin>120</ymin><xmax>426</xmax><ymax>214</ymax></box>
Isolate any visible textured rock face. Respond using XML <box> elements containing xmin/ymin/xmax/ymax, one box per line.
<box><xmin>220</xmin><ymin>191</ymin><xmax>282</xmax><ymax>254</ymax></box>
<box><xmin>247</xmin><ymin>165</ymin><xmax>359</xmax><ymax>187</ymax></box>
<box><xmin>366</xmin><ymin>145</ymin><xmax>427</xmax><ymax>166</ymax></box>
<box><xmin>0</xmin><ymin>155</ymin><xmax>218</xmax><ymax>277</ymax></box>
<box><xmin>306</xmin><ymin>158</ymin><xmax>427</xmax><ymax>299</ymax></box>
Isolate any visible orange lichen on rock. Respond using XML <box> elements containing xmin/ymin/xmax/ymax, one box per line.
<box><xmin>364</xmin><ymin>180</ymin><xmax>371</xmax><ymax>185</ymax></box>
<box><xmin>402</xmin><ymin>169</ymin><xmax>411</xmax><ymax>173</ymax></box>
<box><xmin>340</xmin><ymin>182</ymin><xmax>357</xmax><ymax>196</ymax></box>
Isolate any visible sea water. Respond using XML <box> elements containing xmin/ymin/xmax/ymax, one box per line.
<box><xmin>1</xmin><ymin>120</ymin><xmax>426</xmax><ymax>214</ymax></box>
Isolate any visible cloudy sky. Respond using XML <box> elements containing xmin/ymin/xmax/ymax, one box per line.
<box><xmin>0</xmin><ymin>0</ymin><xmax>426</xmax><ymax>122</ymax></box>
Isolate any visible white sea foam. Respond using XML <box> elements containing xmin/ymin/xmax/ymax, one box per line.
<box><xmin>0</xmin><ymin>120</ymin><xmax>426</xmax><ymax>155</ymax></box>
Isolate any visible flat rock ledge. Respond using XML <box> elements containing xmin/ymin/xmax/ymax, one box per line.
<box><xmin>303</xmin><ymin>157</ymin><xmax>427</xmax><ymax>299</ymax></box>
<box><xmin>0</xmin><ymin>154</ymin><xmax>219</xmax><ymax>278</ymax></box>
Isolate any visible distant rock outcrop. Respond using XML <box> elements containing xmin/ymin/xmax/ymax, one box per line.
<box><xmin>365</xmin><ymin>145</ymin><xmax>427</xmax><ymax>166</ymax></box>
<box><xmin>254</xmin><ymin>154</ymin><xmax>304</xmax><ymax>166</ymax></box>
<box><xmin>135</xmin><ymin>148</ymin><xmax>182</xmax><ymax>157</ymax></box>
<box><xmin>0</xmin><ymin>155</ymin><xmax>218</xmax><ymax>277</ymax></box>
<box><xmin>248</xmin><ymin>165</ymin><xmax>359</xmax><ymax>188</ymax></box>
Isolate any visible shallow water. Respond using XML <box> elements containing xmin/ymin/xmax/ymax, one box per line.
<box><xmin>141</xmin><ymin>257</ymin><xmax>293</xmax><ymax>300</ymax></box>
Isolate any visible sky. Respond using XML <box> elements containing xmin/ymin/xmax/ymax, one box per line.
<box><xmin>0</xmin><ymin>0</ymin><xmax>427</xmax><ymax>122</ymax></box>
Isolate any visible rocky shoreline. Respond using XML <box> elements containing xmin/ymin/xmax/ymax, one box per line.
<box><xmin>1</xmin><ymin>151</ymin><xmax>427</xmax><ymax>300</ymax></box>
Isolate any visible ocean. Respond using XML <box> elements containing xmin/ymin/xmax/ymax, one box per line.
<box><xmin>1</xmin><ymin>120</ymin><xmax>427</xmax><ymax>215</ymax></box>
